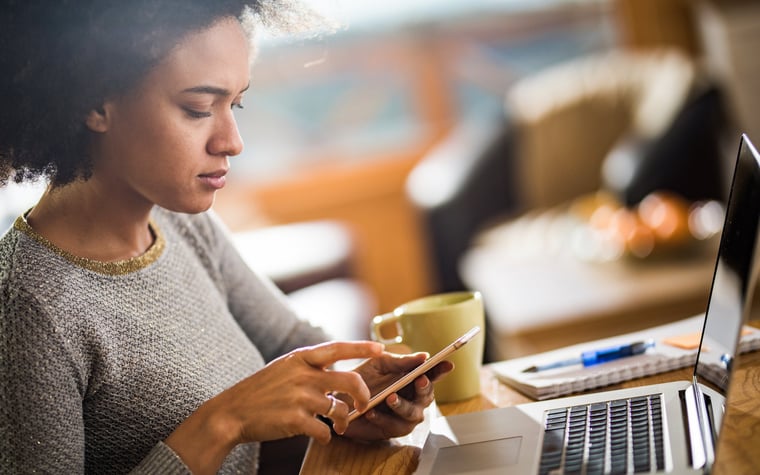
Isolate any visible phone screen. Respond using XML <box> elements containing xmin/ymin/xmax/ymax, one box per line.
<box><xmin>347</xmin><ymin>325</ymin><xmax>481</xmax><ymax>422</ymax></box>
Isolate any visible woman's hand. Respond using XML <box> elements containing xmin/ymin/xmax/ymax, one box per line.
<box><xmin>165</xmin><ymin>341</ymin><xmax>384</xmax><ymax>475</ymax></box>
<box><xmin>340</xmin><ymin>352</ymin><xmax>454</xmax><ymax>441</ymax></box>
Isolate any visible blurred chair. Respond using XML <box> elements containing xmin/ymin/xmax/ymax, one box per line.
<box><xmin>232</xmin><ymin>220</ymin><xmax>377</xmax><ymax>342</ymax></box>
<box><xmin>405</xmin><ymin>121</ymin><xmax>522</xmax><ymax>293</ymax></box>
<box><xmin>507</xmin><ymin>48</ymin><xmax>713</xmax><ymax>210</ymax></box>
<box><xmin>407</xmin><ymin>48</ymin><xmax>731</xmax><ymax>359</ymax></box>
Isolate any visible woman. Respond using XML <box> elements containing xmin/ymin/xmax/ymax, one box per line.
<box><xmin>0</xmin><ymin>1</ymin><xmax>451</xmax><ymax>473</ymax></box>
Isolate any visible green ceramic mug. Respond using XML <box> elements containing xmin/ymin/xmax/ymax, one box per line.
<box><xmin>371</xmin><ymin>291</ymin><xmax>485</xmax><ymax>403</ymax></box>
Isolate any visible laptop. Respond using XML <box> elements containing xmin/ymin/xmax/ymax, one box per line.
<box><xmin>416</xmin><ymin>133</ymin><xmax>760</xmax><ymax>475</ymax></box>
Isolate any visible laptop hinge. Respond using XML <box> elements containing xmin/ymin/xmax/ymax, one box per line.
<box><xmin>684</xmin><ymin>378</ymin><xmax>716</xmax><ymax>472</ymax></box>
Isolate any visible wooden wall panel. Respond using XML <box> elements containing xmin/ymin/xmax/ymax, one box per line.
<box><xmin>614</xmin><ymin>0</ymin><xmax>701</xmax><ymax>56</ymax></box>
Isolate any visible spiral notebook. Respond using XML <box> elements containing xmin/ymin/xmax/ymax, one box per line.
<box><xmin>490</xmin><ymin>314</ymin><xmax>760</xmax><ymax>400</ymax></box>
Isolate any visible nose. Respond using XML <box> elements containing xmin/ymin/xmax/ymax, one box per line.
<box><xmin>208</xmin><ymin>111</ymin><xmax>244</xmax><ymax>157</ymax></box>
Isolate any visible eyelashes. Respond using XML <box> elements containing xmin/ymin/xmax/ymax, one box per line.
<box><xmin>183</xmin><ymin>107</ymin><xmax>212</xmax><ymax>119</ymax></box>
<box><xmin>183</xmin><ymin>102</ymin><xmax>243</xmax><ymax>119</ymax></box>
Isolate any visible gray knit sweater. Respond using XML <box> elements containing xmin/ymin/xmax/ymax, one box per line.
<box><xmin>0</xmin><ymin>207</ymin><xmax>329</xmax><ymax>474</ymax></box>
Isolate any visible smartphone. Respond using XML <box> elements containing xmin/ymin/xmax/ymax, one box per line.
<box><xmin>347</xmin><ymin>325</ymin><xmax>481</xmax><ymax>422</ymax></box>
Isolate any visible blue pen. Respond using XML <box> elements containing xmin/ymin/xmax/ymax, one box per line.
<box><xmin>522</xmin><ymin>339</ymin><xmax>656</xmax><ymax>373</ymax></box>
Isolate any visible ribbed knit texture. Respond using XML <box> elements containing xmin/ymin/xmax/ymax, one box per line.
<box><xmin>0</xmin><ymin>207</ymin><xmax>329</xmax><ymax>474</ymax></box>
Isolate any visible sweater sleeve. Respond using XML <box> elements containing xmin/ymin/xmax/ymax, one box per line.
<box><xmin>199</xmin><ymin>211</ymin><xmax>330</xmax><ymax>361</ymax></box>
<box><xmin>0</xmin><ymin>290</ymin><xmax>87</xmax><ymax>473</ymax></box>
<box><xmin>128</xmin><ymin>442</ymin><xmax>192</xmax><ymax>475</ymax></box>
<box><xmin>0</xmin><ymin>284</ymin><xmax>192</xmax><ymax>475</ymax></box>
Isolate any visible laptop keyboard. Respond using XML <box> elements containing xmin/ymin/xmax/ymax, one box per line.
<box><xmin>538</xmin><ymin>394</ymin><xmax>665</xmax><ymax>475</ymax></box>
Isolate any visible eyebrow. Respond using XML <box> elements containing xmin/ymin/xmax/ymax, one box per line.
<box><xmin>181</xmin><ymin>83</ymin><xmax>250</xmax><ymax>97</ymax></box>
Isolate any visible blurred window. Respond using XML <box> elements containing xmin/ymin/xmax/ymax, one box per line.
<box><xmin>0</xmin><ymin>0</ymin><xmax>615</xmax><ymax>221</ymax></box>
<box><xmin>233</xmin><ymin>0</ymin><xmax>616</xmax><ymax>182</ymax></box>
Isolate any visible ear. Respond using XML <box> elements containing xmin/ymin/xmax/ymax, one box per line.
<box><xmin>85</xmin><ymin>105</ymin><xmax>110</xmax><ymax>133</ymax></box>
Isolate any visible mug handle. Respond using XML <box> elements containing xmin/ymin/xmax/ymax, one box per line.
<box><xmin>371</xmin><ymin>312</ymin><xmax>403</xmax><ymax>345</ymax></box>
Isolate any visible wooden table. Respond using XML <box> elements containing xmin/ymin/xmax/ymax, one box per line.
<box><xmin>458</xmin><ymin>209</ymin><xmax>721</xmax><ymax>360</ymax></box>
<box><xmin>300</xmin><ymin>350</ymin><xmax>760</xmax><ymax>474</ymax></box>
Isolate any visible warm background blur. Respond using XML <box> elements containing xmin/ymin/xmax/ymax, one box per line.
<box><xmin>0</xmin><ymin>0</ymin><xmax>760</xmax><ymax>356</ymax></box>
<box><xmin>215</xmin><ymin>0</ymin><xmax>760</xmax><ymax>347</ymax></box>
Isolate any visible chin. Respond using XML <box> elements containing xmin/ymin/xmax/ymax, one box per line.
<box><xmin>188</xmin><ymin>202</ymin><xmax>215</xmax><ymax>214</ymax></box>
<box><xmin>161</xmin><ymin>197</ymin><xmax>215</xmax><ymax>215</ymax></box>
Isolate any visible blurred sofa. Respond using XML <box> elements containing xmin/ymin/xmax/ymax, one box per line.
<box><xmin>406</xmin><ymin>49</ymin><xmax>732</xmax><ymax>359</ymax></box>
<box><xmin>409</xmin><ymin>48</ymin><xmax>730</xmax><ymax>291</ymax></box>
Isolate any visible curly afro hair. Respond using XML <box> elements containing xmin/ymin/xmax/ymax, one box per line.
<box><xmin>0</xmin><ymin>0</ymin><xmax>323</xmax><ymax>187</ymax></box>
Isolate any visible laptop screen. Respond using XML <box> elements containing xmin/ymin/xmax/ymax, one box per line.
<box><xmin>695</xmin><ymin>134</ymin><xmax>760</xmax><ymax>392</ymax></box>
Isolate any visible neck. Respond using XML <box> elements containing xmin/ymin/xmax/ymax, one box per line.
<box><xmin>26</xmin><ymin>179</ymin><xmax>156</xmax><ymax>262</ymax></box>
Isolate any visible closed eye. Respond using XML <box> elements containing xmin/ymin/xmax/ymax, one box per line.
<box><xmin>183</xmin><ymin>107</ymin><xmax>212</xmax><ymax>119</ymax></box>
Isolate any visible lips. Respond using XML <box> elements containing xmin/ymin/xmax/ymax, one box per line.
<box><xmin>198</xmin><ymin>169</ymin><xmax>228</xmax><ymax>190</ymax></box>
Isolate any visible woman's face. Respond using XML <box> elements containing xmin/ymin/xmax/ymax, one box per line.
<box><xmin>90</xmin><ymin>18</ymin><xmax>251</xmax><ymax>214</ymax></box>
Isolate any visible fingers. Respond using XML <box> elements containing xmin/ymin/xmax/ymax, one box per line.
<box><xmin>361</xmin><ymin>394</ymin><xmax>422</xmax><ymax>439</ymax></box>
<box><xmin>300</xmin><ymin>341</ymin><xmax>384</xmax><ymax>369</ymax></box>
<box><xmin>375</xmin><ymin>351</ymin><xmax>428</xmax><ymax>374</ymax></box>
<box><xmin>277</xmin><ymin>346</ymin><xmax>449</xmax><ymax>443</ymax></box>
<box><xmin>297</xmin><ymin>342</ymin><xmax>385</xmax><ymax>413</ymax></box>
<box><xmin>303</xmin><ymin>412</ymin><xmax>334</xmax><ymax>445</ymax></box>
<box><xmin>426</xmin><ymin>360</ymin><xmax>455</xmax><ymax>383</ymax></box>
<box><xmin>398</xmin><ymin>375</ymin><xmax>435</xmax><ymax>416</ymax></box>
<box><xmin>354</xmin><ymin>378</ymin><xmax>429</xmax><ymax>438</ymax></box>
<box><xmin>385</xmin><ymin>392</ymin><xmax>425</xmax><ymax>423</ymax></box>
<box><xmin>296</xmin><ymin>393</ymin><xmax>351</xmax><ymax>441</ymax></box>
<box><xmin>369</xmin><ymin>373</ymin><xmax>433</xmax><ymax>430</ymax></box>
<box><xmin>324</xmin><ymin>394</ymin><xmax>339</xmax><ymax>419</ymax></box>
<box><xmin>325</xmin><ymin>396</ymin><xmax>352</xmax><ymax>435</ymax></box>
